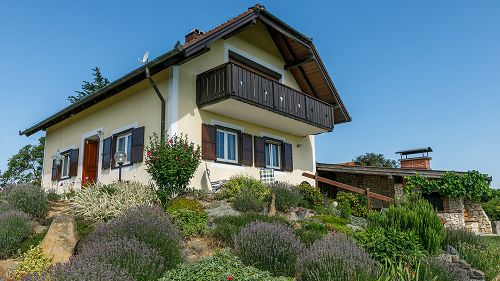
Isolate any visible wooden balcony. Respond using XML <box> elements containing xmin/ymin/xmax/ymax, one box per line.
<box><xmin>196</xmin><ymin>62</ymin><xmax>334</xmax><ymax>136</ymax></box>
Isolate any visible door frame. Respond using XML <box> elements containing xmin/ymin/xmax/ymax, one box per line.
<box><xmin>82</xmin><ymin>138</ymin><xmax>99</xmax><ymax>187</ymax></box>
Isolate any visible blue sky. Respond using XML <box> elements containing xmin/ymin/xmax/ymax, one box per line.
<box><xmin>0</xmin><ymin>1</ymin><xmax>498</xmax><ymax>187</ymax></box>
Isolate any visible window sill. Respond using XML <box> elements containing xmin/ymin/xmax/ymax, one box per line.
<box><xmin>216</xmin><ymin>159</ymin><xmax>241</xmax><ymax>166</ymax></box>
<box><xmin>210</xmin><ymin>161</ymin><xmax>245</xmax><ymax>171</ymax></box>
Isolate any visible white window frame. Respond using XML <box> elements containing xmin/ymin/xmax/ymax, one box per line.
<box><xmin>216</xmin><ymin>128</ymin><xmax>238</xmax><ymax>164</ymax></box>
<box><xmin>60</xmin><ymin>152</ymin><xmax>71</xmax><ymax>179</ymax></box>
<box><xmin>265</xmin><ymin>140</ymin><xmax>281</xmax><ymax>169</ymax></box>
<box><xmin>115</xmin><ymin>132</ymin><xmax>132</xmax><ymax>166</ymax></box>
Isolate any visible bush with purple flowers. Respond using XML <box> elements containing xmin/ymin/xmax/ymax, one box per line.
<box><xmin>5</xmin><ymin>184</ymin><xmax>48</xmax><ymax>220</ymax></box>
<box><xmin>297</xmin><ymin>234</ymin><xmax>380</xmax><ymax>281</ymax></box>
<box><xmin>270</xmin><ymin>181</ymin><xmax>302</xmax><ymax>212</ymax></box>
<box><xmin>233</xmin><ymin>222</ymin><xmax>305</xmax><ymax>277</ymax></box>
<box><xmin>24</xmin><ymin>259</ymin><xmax>134</xmax><ymax>281</ymax></box>
<box><xmin>78</xmin><ymin>238</ymin><xmax>165</xmax><ymax>281</ymax></box>
<box><xmin>0</xmin><ymin>210</ymin><xmax>32</xmax><ymax>258</ymax></box>
<box><xmin>79</xmin><ymin>205</ymin><xmax>183</xmax><ymax>270</ymax></box>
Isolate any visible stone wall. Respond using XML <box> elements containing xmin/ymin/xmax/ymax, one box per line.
<box><xmin>334</xmin><ymin>173</ymin><xmax>394</xmax><ymax>209</ymax></box>
<box><xmin>463</xmin><ymin>199</ymin><xmax>492</xmax><ymax>234</ymax></box>
<box><xmin>438</xmin><ymin>197</ymin><xmax>466</xmax><ymax>230</ymax></box>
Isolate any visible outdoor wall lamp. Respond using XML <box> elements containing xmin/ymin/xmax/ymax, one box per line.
<box><xmin>114</xmin><ymin>151</ymin><xmax>127</xmax><ymax>182</ymax></box>
<box><xmin>51</xmin><ymin>149</ymin><xmax>64</xmax><ymax>166</ymax></box>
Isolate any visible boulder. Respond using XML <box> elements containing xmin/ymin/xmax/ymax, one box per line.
<box><xmin>492</xmin><ymin>221</ymin><xmax>500</xmax><ymax>234</ymax></box>
<box><xmin>40</xmin><ymin>214</ymin><xmax>78</xmax><ymax>264</ymax></box>
<box><xmin>446</xmin><ymin>245</ymin><xmax>459</xmax><ymax>256</ymax></box>
<box><xmin>0</xmin><ymin>259</ymin><xmax>17</xmax><ymax>281</ymax></box>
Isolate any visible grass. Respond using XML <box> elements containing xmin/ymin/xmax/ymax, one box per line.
<box><xmin>480</xmin><ymin>236</ymin><xmax>500</xmax><ymax>251</ymax></box>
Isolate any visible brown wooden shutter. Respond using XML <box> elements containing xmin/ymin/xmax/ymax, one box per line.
<box><xmin>283</xmin><ymin>142</ymin><xmax>293</xmax><ymax>171</ymax></box>
<box><xmin>69</xmin><ymin>149</ymin><xmax>79</xmax><ymax>177</ymax></box>
<box><xmin>131</xmin><ymin>126</ymin><xmax>145</xmax><ymax>163</ymax></box>
<box><xmin>102</xmin><ymin>137</ymin><xmax>112</xmax><ymax>169</ymax></box>
<box><xmin>51</xmin><ymin>159</ymin><xmax>58</xmax><ymax>181</ymax></box>
<box><xmin>254</xmin><ymin>136</ymin><xmax>266</xmax><ymax>167</ymax></box>
<box><xmin>241</xmin><ymin>133</ymin><xmax>253</xmax><ymax>166</ymax></box>
<box><xmin>202</xmin><ymin>124</ymin><xmax>216</xmax><ymax>160</ymax></box>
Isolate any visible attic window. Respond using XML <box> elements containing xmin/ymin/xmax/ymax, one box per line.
<box><xmin>229</xmin><ymin>51</ymin><xmax>281</xmax><ymax>81</ymax></box>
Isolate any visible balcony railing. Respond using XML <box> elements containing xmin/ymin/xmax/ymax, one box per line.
<box><xmin>196</xmin><ymin>62</ymin><xmax>334</xmax><ymax>131</ymax></box>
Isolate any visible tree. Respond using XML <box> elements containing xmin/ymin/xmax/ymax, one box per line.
<box><xmin>0</xmin><ymin>137</ymin><xmax>45</xmax><ymax>186</ymax></box>
<box><xmin>67</xmin><ymin>67</ymin><xmax>110</xmax><ymax>103</ymax></box>
<box><xmin>353</xmin><ymin>153</ymin><xmax>398</xmax><ymax>168</ymax></box>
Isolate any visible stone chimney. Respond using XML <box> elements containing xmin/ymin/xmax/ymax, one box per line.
<box><xmin>185</xmin><ymin>29</ymin><xmax>204</xmax><ymax>44</ymax></box>
<box><xmin>396</xmin><ymin>147</ymin><xmax>433</xmax><ymax>170</ymax></box>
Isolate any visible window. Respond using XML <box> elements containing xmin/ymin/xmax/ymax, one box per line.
<box><xmin>61</xmin><ymin>152</ymin><xmax>71</xmax><ymax>178</ymax></box>
<box><xmin>216</xmin><ymin>128</ymin><xmax>238</xmax><ymax>163</ymax></box>
<box><xmin>115</xmin><ymin>132</ymin><xmax>132</xmax><ymax>165</ymax></box>
<box><xmin>265</xmin><ymin>140</ymin><xmax>281</xmax><ymax>169</ymax></box>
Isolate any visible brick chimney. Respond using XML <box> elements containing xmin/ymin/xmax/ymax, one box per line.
<box><xmin>396</xmin><ymin>147</ymin><xmax>433</xmax><ymax>170</ymax></box>
<box><xmin>185</xmin><ymin>29</ymin><xmax>204</xmax><ymax>44</ymax></box>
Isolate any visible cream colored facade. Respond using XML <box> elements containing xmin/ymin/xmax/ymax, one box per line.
<box><xmin>42</xmin><ymin>22</ymin><xmax>319</xmax><ymax>192</ymax></box>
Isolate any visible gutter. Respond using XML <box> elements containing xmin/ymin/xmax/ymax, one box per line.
<box><xmin>145</xmin><ymin>64</ymin><xmax>166</xmax><ymax>139</ymax></box>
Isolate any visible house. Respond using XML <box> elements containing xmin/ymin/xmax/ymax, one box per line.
<box><xmin>316</xmin><ymin>147</ymin><xmax>493</xmax><ymax>234</ymax></box>
<box><xmin>20</xmin><ymin>4</ymin><xmax>350</xmax><ymax>192</ymax></box>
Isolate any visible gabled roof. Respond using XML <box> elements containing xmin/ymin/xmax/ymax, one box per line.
<box><xmin>21</xmin><ymin>4</ymin><xmax>351</xmax><ymax>136</ymax></box>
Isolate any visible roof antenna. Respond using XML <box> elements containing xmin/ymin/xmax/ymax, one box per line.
<box><xmin>140</xmin><ymin>51</ymin><xmax>166</xmax><ymax>139</ymax></box>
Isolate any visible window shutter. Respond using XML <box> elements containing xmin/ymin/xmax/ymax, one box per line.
<box><xmin>202</xmin><ymin>124</ymin><xmax>216</xmax><ymax>160</ymax></box>
<box><xmin>69</xmin><ymin>149</ymin><xmax>79</xmax><ymax>177</ymax></box>
<box><xmin>102</xmin><ymin>137</ymin><xmax>112</xmax><ymax>169</ymax></box>
<box><xmin>254</xmin><ymin>136</ymin><xmax>266</xmax><ymax>167</ymax></box>
<box><xmin>283</xmin><ymin>142</ymin><xmax>293</xmax><ymax>171</ymax></box>
<box><xmin>131</xmin><ymin>126</ymin><xmax>145</xmax><ymax>163</ymax></box>
<box><xmin>51</xmin><ymin>159</ymin><xmax>58</xmax><ymax>181</ymax></box>
<box><xmin>241</xmin><ymin>133</ymin><xmax>253</xmax><ymax>166</ymax></box>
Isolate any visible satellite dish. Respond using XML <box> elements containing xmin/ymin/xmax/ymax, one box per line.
<box><xmin>139</xmin><ymin>51</ymin><xmax>149</xmax><ymax>64</ymax></box>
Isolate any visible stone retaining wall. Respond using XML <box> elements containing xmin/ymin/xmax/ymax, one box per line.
<box><xmin>463</xmin><ymin>199</ymin><xmax>492</xmax><ymax>234</ymax></box>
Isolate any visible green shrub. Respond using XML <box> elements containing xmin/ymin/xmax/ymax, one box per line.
<box><xmin>75</xmin><ymin>218</ymin><xmax>94</xmax><ymax>240</ymax></box>
<box><xmin>19</xmin><ymin>230</ymin><xmax>47</xmax><ymax>254</ymax></box>
<box><xmin>46</xmin><ymin>189</ymin><xmax>61</xmax><ymax>202</ymax></box>
<box><xmin>234</xmin><ymin>222</ymin><xmax>305</xmax><ymax>277</ymax></box>
<box><xmin>80</xmin><ymin>205</ymin><xmax>183</xmax><ymax>270</ymax></box>
<box><xmin>145</xmin><ymin>133</ymin><xmax>201</xmax><ymax>204</ymax></box>
<box><xmin>354</xmin><ymin>227</ymin><xmax>424</xmax><ymax>264</ymax></box>
<box><xmin>11</xmin><ymin>245</ymin><xmax>51</xmax><ymax>280</ymax></box>
<box><xmin>295</xmin><ymin>220</ymin><xmax>328</xmax><ymax>245</ymax></box>
<box><xmin>6</xmin><ymin>184</ymin><xmax>48</xmax><ymax>220</ymax></box>
<box><xmin>0</xmin><ymin>210</ymin><xmax>32</xmax><ymax>258</ymax></box>
<box><xmin>169</xmin><ymin>209</ymin><xmax>207</xmax><ymax>237</ymax></box>
<box><xmin>297</xmin><ymin>181</ymin><xmax>323</xmax><ymax>208</ymax></box>
<box><xmin>482</xmin><ymin>197</ymin><xmax>500</xmax><ymax>221</ymax></box>
<box><xmin>233</xmin><ymin>188</ymin><xmax>269</xmax><ymax>212</ymax></box>
<box><xmin>71</xmin><ymin>181</ymin><xmax>157</xmax><ymax>221</ymax></box>
<box><xmin>336</xmin><ymin>191</ymin><xmax>367</xmax><ymax>217</ymax></box>
<box><xmin>270</xmin><ymin>181</ymin><xmax>302</xmax><ymax>212</ymax></box>
<box><xmin>161</xmin><ymin>249</ymin><xmax>293</xmax><ymax>281</ymax></box>
<box><xmin>367</xmin><ymin>192</ymin><xmax>444</xmax><ymax>255</ymax></box>
<box><xmin>220</xmin><ymin>174</ymin><xmax>270</xmax><ymax>202</ymax></box>
<box><xmin>166</xmin><ymin>196</ymin><xmax>204</xmax><ymax>213</ymax></box>
<box><xmin>313</xmin><ymin>215</ymin><xmax>352</xmax><ymax>235</ymax></box>
<box><xmin>312</xmin><ymin>200</ymin><xmax>340</xmax><ymax>216</ymax></box>
<box><xmin>339</xmin><ymin>201</ymin><xmax>352</xmax><ymax>221</ymax></box>
<box><xmin>456</xmin><ymin>242</ymin><xmax>500</xmax><ymax>280</ymax></box>
<box><xmin>211</xmin><ymin>213</ymin><xmax>288</xmax><ymax>246</ymax></box>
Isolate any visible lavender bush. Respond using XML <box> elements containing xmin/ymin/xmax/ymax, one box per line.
<box><xmin>6</xmin><ymin>184</ymin><xmax>48</xmax><ymax>220</ymax></box>
<box><xmin>233</xmin><ymin>222</ymin><xmax>305</xmax><ymax>277</ymax></box>
<box><xmin>79</xmin><ymin>205</ymin><xmax>183</xmax><ymax>269</ymax></box>
<box><xmin>270</xmin><ymin>181</ymin><xmax>302</xmax><ymax>212</ymax></box>
<box><xmin>25</xmin><ymin>259</ymin><xmax>134</xmax><ymax>281</ymax></box>
<box><xmin>297</xmin><ymin>234</ymin><xmax>380</xmax><ymax>281</ymax></box>
<box><xmin>78</xmin><ymin>238</ymin><xmax>165</xmax><ymax>281</ymax></box>
<box><xmin>0</xmin><ymin>210</ymin><xmax>32</xmax><ymax>258</ymax></box>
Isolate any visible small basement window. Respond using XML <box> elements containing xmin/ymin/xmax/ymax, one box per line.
<box><xmin>265</xmin><ymin>140</ymin><xmax>281</xmax><ymax>169</ymax></box>
<box><xmin>216</xmin><ymin>128</ymin><xmax>238</xmax><ymax>163</ymax></box>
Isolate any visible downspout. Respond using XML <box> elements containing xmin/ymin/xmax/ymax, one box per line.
<box><xmin>145</xmin><ymin>66</ymin><xmax>166</xmax><ymax>140</ymax></box>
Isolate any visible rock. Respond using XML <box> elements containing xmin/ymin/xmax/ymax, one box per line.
<box><xmin>451</xmin><ymin>255</ymin><xmax>460</xmax><ymax>263</ymax></box>
<box><xmin>285</xmin><ymin>211</ymin><xmax>299</xmax><ymax>222</ymax></box>
<box><xmin>295</xmin><ymin>207</ymin><xmax>314</xmax><ymax>220</ymax></box>
<box><xmin>40</xmin><ymin>214</ymin><xmax>78</xmax><ymax>265</ymax></box>
<box><xmin>469</xmin><ymin>269</ymin><xmax>485</xmax><ymax>279</ymax></box>
<box><xmin>0</xmin><ymin>259</ymin><xmax>18</xmax><ymax>281</ymax></box>
<box><xmin>447</xmin><ymin>245</ymin><xmax>459</xmax><ymax>256</ymax></box>
<box><xmin>458</xmin><ymin>259</ymin><xmax>471</xmax><ymax>270</ymax></box>
<box><xmin>492</xmin><ymin>221</ymin><xmax>500</xmax><ymax>234</ymax></box>
<box><xmin>33</xmin><ymin>224</ymin><xmax>48</xmax><ymax>234</ymax></box>
<box><xmin>205</xmin><ymin>200</ymin><xmax>240</xmax><ymax>219</ymax></box>
<box><xmin>347</xmin><ymin>224</ymin><xmax>361</xmax><ymax>231</ymax></box>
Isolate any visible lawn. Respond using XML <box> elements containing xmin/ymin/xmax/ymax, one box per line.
<box><xmin>481</xmin><ymin>235</ymin><xmax>500</xmax><ymax>251</ymax></box>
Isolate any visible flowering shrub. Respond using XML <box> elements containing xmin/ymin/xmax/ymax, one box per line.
<box><xmin>11</xmin><ymin>245</ymin><xmax>51</xmax><ymax>280</ymax></box>
<box><xmin>80</xmin><ymin>205</ymin><xmax>183</xmax><ymax>270</ymax></box>
<box><xmin>5</xmin><ymin>184</ymin><xmax>48</xmax><ymax>220</ymax></box>
<box><xmin>297</xmin><ymin>234</ymin><xmax>380</xmax><ymax>281</ymax></box>
<box><xmin>211</xmin><ymin>213</ymin><xmax>289</xmax><ymax>246</ymax></box>
<box><xmin>270</xmin><ymin>181</ymin><xmax>302</xmax><ymax>212</ymax></box>
<box><xmin>367</xmin><ymin>192</ymin><xmax>444</xmax><ymax>255</ymax></box>
<box><xmin>145</xmin><ymin>133</ymin><xmax>201</xmax><ymax>204</ymax></box>
<box><xmin>233</xmin><ymin>222</ymin><xmax>305</xmax><ymax>277</ymax></box>
<box><xmin>78</xmin><ymin>238</ymin><xmax>165</xmax><ymax>281</ymax></box>
<box><xmin>297</xmin><ymin>181</ymin><xmax>323</xmax><ymax>208</ymax></box>
<box><xmin>0</xmin><ymin>210</ymin><xmax>32</xmax><ymax>258</ymax></box>
<box><xmin>219</xmin><ymin>174</ymin><xmax>270</xmax><ymax>202</ymax></box>
<box><xmin>25</xmin><ymin>259</ymin><xmax>133</xmax><ymax>281</ymax></box>
<box><xmin>71</xmin><ymin>181</ymin><xmax>157</xmax><ymax>221</ymax></box>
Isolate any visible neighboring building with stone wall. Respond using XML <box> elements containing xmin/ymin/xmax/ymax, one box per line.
<box><xmin>316</xmin><ymin>147</ymin><xmax>493</xmax><ymax>234</ymax></box>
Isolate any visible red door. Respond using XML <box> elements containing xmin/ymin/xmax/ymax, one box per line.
<box><xmin>82</xmin><ymin>139</ymin><xmax>99</xmax><ymax>187</ymax></box>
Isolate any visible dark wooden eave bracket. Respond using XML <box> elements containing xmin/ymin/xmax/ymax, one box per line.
<box><xmin>284</xmin><ymin>54</ymin><xmax>315</xmax><ymax>70</ymax></box>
